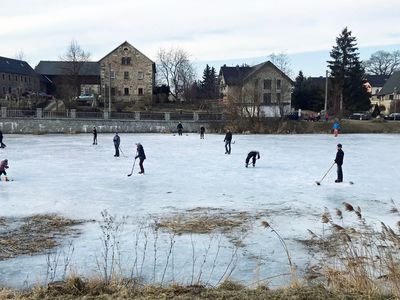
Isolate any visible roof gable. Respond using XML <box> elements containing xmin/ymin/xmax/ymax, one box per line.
<box><xmin>35</xmin><ymin>61</ymin><xmax>100</xmax><ymax>76</ymax></box>
<box><xmin>98</xmin><ymin>41</ymin><xmax>154</xmax><ymax>64</ymax></box>
<box><xmin>377</xmin><ymin>71</ymin><xmax>400</xmax><ymax>96</ymax></box>
<box><xmin>0</xmin><ymin>56</ymin><xmax>36</xmax><ymax>76</ymax></box>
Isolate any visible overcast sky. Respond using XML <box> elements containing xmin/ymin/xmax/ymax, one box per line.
<box><xmin>1</xmin><ymin>0</ymin><xmax>399</xmax><ymax>77</ymax></box>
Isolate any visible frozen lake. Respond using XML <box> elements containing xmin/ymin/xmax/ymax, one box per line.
<box><xmin>0</xmin><ymin>133</ymin><xmax>400</xmax><ymax>287</ymax></box>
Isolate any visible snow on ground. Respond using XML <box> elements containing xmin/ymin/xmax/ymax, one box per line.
<box><xmin>0</xmin><ymin>133</ymin><xmax>399</xmax><ymax>287</ymax></box>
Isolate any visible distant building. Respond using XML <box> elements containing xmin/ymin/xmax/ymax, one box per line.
<box><xmin>219</xmin><ymin>61</ymin><xmax>294</xmax><ymax>117</ymax></box>
<box><xmin>0</xmin><ymin>56</ymin><xmax>40</xmax><ymax>99</ymax></box>
<box><xmin>377</xmin><ymin>71</ymin><xmax>400</xmax><ymax>113</ymax></box>
<box><xmin>99</xmin><ymin>41</ymin><xmax>156</xmax><ymax>107</ymax></box>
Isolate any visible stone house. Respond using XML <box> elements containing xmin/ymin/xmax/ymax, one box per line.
<box><xmin>376</xmin><ymin>71</ymin><xmax>400</xmax><ymax>114</ymax></box>
<box><xmin>0</xmin><ymin>56</ymin><xmax>41</xmax><ymax>99</ymax></box>
<box><xmin>219</xmin><ymin>61</ymin><xmax>294</xmax><ymax>117</ymax></box>
<box><xmin>99</xmin><ymin>41</ymin><xmax>155</xmax><ymax>107</ymax></box>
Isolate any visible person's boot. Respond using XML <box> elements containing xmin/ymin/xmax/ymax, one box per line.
<box><xmin>335</xmin><ymin>179</ymin><xmax>339</xmax><ymax>183</ymax></box>
<box><xmin>245</xmin><ymin>163</ymin><xmax>248</xmax><ymax>168</ymax></box>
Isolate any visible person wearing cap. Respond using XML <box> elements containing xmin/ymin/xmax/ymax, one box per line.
<box><xmin>113</xmin><ymin>133</ymin><xmax>120</xmax><ymax>157</ymax></box>
<box><xmin>135</xmin><ymin>143</ymin><xmax>146</xmax><ymax>174</ymax></box>
<box><xmin>0</xmin><ymin>159</ymin><xmax>9</xmax><ymax>180</ymax></box>
<box><xmin>245</xmin><ymin>151</ymin><xmax>260</xmax><ymax>167</ymax></box>
<box><xmin>334</xmin><ymin>144</ymin><xmax>344</xmax><ymax>183</ymax></box>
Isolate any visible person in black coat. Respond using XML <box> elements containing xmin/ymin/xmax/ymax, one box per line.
<box><xmin>92</xmin><ymin>127</ymin><xmax>97</xmax><ymax>145</ymax></box>
<box><xmin>113</xmin><ymin>133</ymin><xmax>120</xmax><ymax>157</ymax></box>
<box><xmin>334</xmin><ymin>143</ymin><xmax>344</xmax><ymax>182</ymax></box>
<box><xmin>224</xmin><ymin>129</ymin><xmax>232</xmax><ymax>154</ymax></box>
<box><xmin>200</xmin><ymin>126</ymin><xmax>205</xmax><ymax>139</ymax></box>
<box><xmin>177</xmin><ymin>122</ymin><xmax>183</xmax><ymax>136</ymax></box>
<box><xmin>135</xmin><ymin>143</ymin><xmax>146</xmax><ymax>174</ymax></box>
<box><xmin>245</xmin><ymin>151</ymin><xmax>260</xmax><ymax>167</ymax></box>
<box><xmin>0</xmin><ymin>130</ymin><xmax>6</xmax><ymax>148</ymax></box>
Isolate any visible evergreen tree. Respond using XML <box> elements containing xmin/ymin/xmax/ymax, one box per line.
<box><xmin>292</xmin><ymin>71</ymin><xmax>325</xmax><ymax>111</ymax></box>
<box><xmin>327</xmin><ymin>27</ymin><xmax>370</xmax><ymax>115</ymax></box>
<box><xmin>200</xmin><ymin>64</ymin><xmax>219</xmax><ymax>99</ymax></box>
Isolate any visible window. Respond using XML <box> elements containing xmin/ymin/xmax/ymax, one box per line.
<box><xmin>2</xmin><ymin>87</ymin><xmax>5</xmax><ymax>94</ymax></box>
<box><xmin>20</xmin><ymin>76</ymin><xmax>23</xmax><ymax>81</ymax></box>
<box><xmin>2</xmin><ymin>74</ymin><xmax>4</xmax><ymax>80</ymax></box>
<box><xmin>124</xmin><ymin>88</ymin><xmax>130</xmax><ymax>95</ymax></box>
<box><xmin>126</xmin><ymin>57</ymin><xmax>131</xmax><ymax>65</ymax></box>
<box><xmin>276</xmin><ymin>79</ymin><xmax>281</xmax><ymax>90</ymax></box>
<box><xmin>8</xmin><ymin>87</ymin><xmax>11</xmax><ymax>93</ymax></box>
<box><xmin>124</xmin><ymin>71</ymin><xmax>129</xmax><ymax>79</ymax></box>
<box><xmin>138</xmin><ymin>88</ymin><xmax>144</xmax><ymax>95</ymax></box>
<box><xmin>111</xmin><ymin>87</ymin><xmax>116</xmax><ymax>96</ymax></box>
<box><xmin>276</xmin><ymin>93</ymin><xmax>281</xmax><ymax>103</ymax></box>
<box><xmin>121</xmin><ymin>57</ymin><xmax>131</xmax><ymax>65</ymax></box>
<box><xmin>15</xmin><ymin>76</ymin><xmax>18</xmax><ymax>81</ymax></box>
<box><xmin>8</xmin><ymin>74</ymin><xmax>11</xmax><ymax>80</ymax></box>
<box><xmin>110</xmin><ymin>71</ymin><xmax>115</xmax><ymax>79</ymax></box>
<box><xmin>254</xmin><ymin>78</ymin><xmax>259</xmax><ymax>88</ymax></box>
<box><xmin>263</xmin><ymin>93</ymin><xmax>271</xmax><ymax>104</ymax></box>
<box><xmin>138</xmin><ymin>72</ymin><xmax>144</xmax><ymax>80</ymax></box>
<box><xmin>263</xmin><ymin>79</ymin><xmax>272</xmax><ymax>89</ymax></box>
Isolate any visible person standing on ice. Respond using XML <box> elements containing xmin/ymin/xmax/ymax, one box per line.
<box><xmin>135</xmin><ymin>143</ymin><xmax>146</xmax><ymax>174</ymax></box>
<box><xmin>113</xmin><ymin>133</ymin><xmax>120</xmax><ymax>157</ymax></box>
<box><xmin>224</xmin><ymin>129</ymin><xmax>232</xmax><ymax>154</ymax></box>
<box><xmin>334</xmin><ymin>143</ymin><xmax>344</xmax><ymax>183</ymax></box>
<box><xmin>92</xmin><ymin>127</ymin><xmax>97</xmax><ymax>145</ymax></box>
<box><xmin>177</xmin><ymin>122</ymin><xmax>183</xmax><ymax>136</ymax></box>
<box><xmin>0</xmin><ymin>130</ymin><xmax>6</xmax><ymax>148</ymax></box>
<box><xmin>333</xmin><ymin>120</ymin><xmax>341</xmax><ymax>137</ymax></box>
<box><xmin>245</xmin><ymin>151</ymin><xmax>260</xmax><ymax>167</ymax></box>
<box><xmin>200</xmin><ymin>126</ymin><xmax>205</xmax><ymax>139</ymax></box>
<box><xmin>0</xmin><ymin>159</ymin><xmax>9</xmax><ymax>180</ymax></box>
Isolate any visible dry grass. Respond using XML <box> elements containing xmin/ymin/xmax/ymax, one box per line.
<box><xmin>0</xmin><ymin>214</ymin><xmax>84</xmax><ymax>260</ymax></box>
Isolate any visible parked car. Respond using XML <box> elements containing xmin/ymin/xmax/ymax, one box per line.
<box><xmin>349</xmin><ymin>113</ymin><xmax>370</xmax><ymax>120</ymax></box>
<box><xmin>38</xmin><ymin>92</ymin><xmax>54</xmax><ymax>100</ymax></box>
<box><xmin>76</xmin><ymin>93</ymin><xmax>95</xmax><ymax>101</ymax></box>
<box><xmin>284</xmin><ymin>112</ymin><xmax>300</xmax><ymax>120</ymax></box>
<box><xmin>384</xmin><ymin>113</ymin><xmax>400</xmax><ymax>120</ymax></box>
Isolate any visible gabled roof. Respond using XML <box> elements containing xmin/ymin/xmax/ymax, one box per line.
<box><xmin>220</xmin><ymin>61</ymin><xmax>294</xmax><ymax>86</ymax></box>
<box><xmin>0</xmin><ymin>56</ymin><xmax>37</xmax><ymax>76</ymax></box>
<box><xmin>377</xmin><ymin>71</ymin><xmax>400</xmax><ymax>96</ymax></box>
<box><xmin>98</xmin><ymin>41</ymin><xmax>154</xmax><ymax>63</ymax></box>
<box><xmin>365</xmin><ymin>74</ymin><xmax>389</xmax><ymax>87</ymax></box>
<box><xmin>35</xmin><ymin>61</ymin><xmax>100</xmax><ymax>76</ymax></box>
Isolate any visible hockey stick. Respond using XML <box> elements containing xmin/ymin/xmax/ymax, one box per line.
<box><xmin>127</xmin><ymin>158</ymin><xmax>137</xmax><ymax>177</ymax></box>
<box><xmin>119</xmin><ymin>147</ymin><xmax>128</xmax><ymax>158</ymax></box>
<box><xmin>315</xmin><ymin>162</ymin><xmax>335</xmax><ymax>185</ymax></box>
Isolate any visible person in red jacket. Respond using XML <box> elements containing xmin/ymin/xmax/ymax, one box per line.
<box><xmin>0</xmin><ymin>159</ymin><xmax>9</xmax><ymax>180</ymax></box>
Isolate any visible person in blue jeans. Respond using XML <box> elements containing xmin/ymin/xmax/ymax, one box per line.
<box><xmin>224</xmin><ymin>129</ymin><xmax>232</xmax><ymax>154</ymax></box>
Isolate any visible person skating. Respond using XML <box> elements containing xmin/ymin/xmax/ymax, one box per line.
<box><xmin>333</xmin><ymin>120</ymin><xmax>341</xmax><ymax>137</ymax></box>
<box><xmin>92</xmin><ymin>127</ymin><xmax>97</xmax><ymax>145</ymax></box>
<box><xmin>135</xmin><ymin>143</ymin><xmax>146</xmax><ymax>174</ymax></box>
<box><xmin>334</xmin><ymin>143</ymin><xmax>344</xmax><ymax>183</ymax></box>
<box><xmin>0</xmin><ymin>159</ymin><xmax>9</xmax><ymax>181</ymax></box>
<box><xmin>177</xmin><ymin>122</ymin><xmax>183</xmax><ymax>136</ymax></box>
<box><xmin>224</xmin><ymin>129</ymin><xmax>232</xmax><ymax>154</ymax></box>
<box><xmin>113</xmin><ymin>133</ymin><xmax>120</xmax><ymax>157</ymax></box>
<box><xmin>0</xmin><ymin>130</ymin><xmax>6</xmax><ymax>148</ymax></box>
<box><xmin>245</xmin><ymin>151</ymin><xmax>260</xmax><ymax>167</ymax></box>
<box><xmin>200</xmin><ymin>126</ymin><xmax>205</xmax><ymax>139</ymax></box>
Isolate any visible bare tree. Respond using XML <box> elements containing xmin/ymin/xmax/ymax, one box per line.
<box><xmin>156</xmin><ymin>48</ymin><xmax>195</xmax><ymax>101</ymax></box>
<box><xmin>364</xmin><ymin>50</ymin><xmax>400</xmax><ymax>76</ymax></box>
<box><xmin>59</xmin><ymin>40</ymin><xmax>91</xmax><ymax>100</ymax></box>
<box><xmin>269</xmin><ymin>52</ymin><xmax>293</xmax><ymax>78</ymax></box>
<box><xmin>14</xmin><ymin>50</ymin><xmax>26</xmax><ymax>61</ymax></box>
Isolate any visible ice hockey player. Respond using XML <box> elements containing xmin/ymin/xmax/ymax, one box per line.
<box><xmin>135</xmin><ymin>143</ymin><xmax>146</xmax><ymax>174</ymax></box>
<box><xmin>177</xmin><ymin>122</ymin><xmax>183</xmax><ymax>136</ymax></box>
<box><xmin>0</xmin><ymin>159</ymin><xmax>9</xmax><ymax>181</ymax></box>
<box><xmin>113</xmin><ymin>133</ymin><xmax>120</xmax><ymax>157</ymax></box>
<box><xmin>245</xmin><ymin>151</ymin><xmax>260</xmax><ymax>167</ymax></box>
<box><xmin>0</xmin><ymin>130</ymin><xmax>6</xmax><ymax>148</ymax></box>
<box><xmin>200</xmin><ymin>126</ymin><xmax>205</xmax><ymax>139</ymax></box>
<box><xmin>93</xmin><ymin>127</ymin><xmax>97</xmax><ymax>145</ymax></box>
<box><xmin>334</xmin><ymin>143</ymin><xmax>344</xmax><ymax>183</ymax></box>
<box><xmin>224</xmin><ymin>129</ymin><xmax>232</xmax><ymax>154</ymax></box>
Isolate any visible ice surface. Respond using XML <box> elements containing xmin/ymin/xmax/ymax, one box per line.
<box><xmin>0</xmin><ymin>133</ymin><xmax>399</xmax><ymax>287</ymax></box>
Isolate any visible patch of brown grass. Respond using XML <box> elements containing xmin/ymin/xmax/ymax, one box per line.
<box><xmin>0</xmin><ymin>214</ymin><xmax>84</xmax><ymax>260</ymax></box>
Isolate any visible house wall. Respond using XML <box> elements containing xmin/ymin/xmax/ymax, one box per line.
<box><xmin>100</xmin><ymin>44</ymin><xmax>154</xmax><ymax>106</ymax></box>
<box><xmin>0</xmin><ymin>72</ymin><xmax>39</xmax><ymax>98</ymax></box>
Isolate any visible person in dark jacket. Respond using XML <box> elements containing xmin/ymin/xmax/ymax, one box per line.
<box><xmin>0</xmin><ymin>159</ymin><xmax>9</xmax><ymax>180</ymax></box>
<box><xmin>135</xmin><ymin>143</ymin><xmax>146</xmax><ymax>174</ymax></box>
<box><xmin>224</xmin><ymin>129</ymin><xmax>232</xmax><ymax>154</ymax></box>
<box><xmin>334</xmin><ymin>143</ymin><xmax>344</xmax><ymax>182</ymax></box>
<box><xmin>0</xmin><ymin>130</ymin><xmax>6</xmax><ymax>148</ymax></box>
<box><xmin>177</xmin><ymin>122</ymin><xmax>183</xmax><ymax>136</ymax></box>
<box><xmin>113</xmin><ymin>133</ymin><xmax>120</xmax><ymax>157</ymax></box>
<box><xmin>93</xmin><ymin>127</ymin><xmax>97</xmax><ymax>145</ymax></box>
<box><xmin>245</xmin><ymin>151</ymin><xmax>260</xmax><ymax>167</ymax></box>
<box><xmin>200</xmin><ymin>126</ymin><xmax>205</xmax><ymax>139</ymax></box>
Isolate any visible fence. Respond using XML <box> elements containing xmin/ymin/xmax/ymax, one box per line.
<box><xmin>0</xmin><ymin>107</ymin><xmax>223</xmax><ymax>122</ymax></box>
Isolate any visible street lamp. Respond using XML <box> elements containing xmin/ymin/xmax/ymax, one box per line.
<box><xmin>394</xmin><ymin>87</ymin><xmax>397</xmax><ymax>120</ymax></box>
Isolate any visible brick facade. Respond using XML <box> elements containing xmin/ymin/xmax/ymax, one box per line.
<box><xmin>99</xmin><ymin>41</ymin><xmax>155</xmax><ymax>106</ymax></box>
